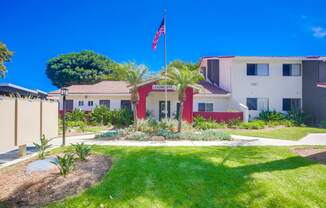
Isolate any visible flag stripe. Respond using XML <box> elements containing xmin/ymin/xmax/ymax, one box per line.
<box><xmin>152</xmin><ymin>18</ymin><xmax>165</xmax><ymax>50</ymax></box>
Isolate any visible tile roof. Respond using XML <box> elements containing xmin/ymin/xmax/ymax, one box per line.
<box><xmin>48</xmin><ymin>81</ymin><xmax>131</xmax><ymax>94</ymax></box>
<box><xmin>197</xmin><ymin>81</ymin><xmax>229</xmax><ymax>95</ymax></box>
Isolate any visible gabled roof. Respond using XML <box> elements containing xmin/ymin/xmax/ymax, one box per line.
<box><xmin>48</xmin><ymin>81</ymin><xmax>131</xmax><ymax>95</ymax></box>
<box><xmin>197</xmin><ymin>81</ymin><xmax>229</xmax><ymax>95</ymax></box>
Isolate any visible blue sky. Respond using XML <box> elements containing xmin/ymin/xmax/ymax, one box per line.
<box><xmin>1</xmin><ymin>0</ymin><xmax>326</xmax><ymax>91</ymax></box>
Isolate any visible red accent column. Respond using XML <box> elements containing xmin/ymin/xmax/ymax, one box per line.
<box><xmin>182</xmin><ymin>87</ymin><xmax>193</xmax><ymax>123</ymax></box>
<box><xmin>136</xmin><ymin>83</ymin><xmax>153</xmax><ymax>119</ymax></box>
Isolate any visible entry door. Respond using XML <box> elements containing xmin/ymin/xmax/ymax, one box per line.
<box><xmin>159</xmin><ymin>101</ymin><xmax>171</xmax><ymax>120</ymax></box>
<box><xmin>65</xmin><ymin>100</ymin><xmax>74</xmax><ymax>111</ymax></box>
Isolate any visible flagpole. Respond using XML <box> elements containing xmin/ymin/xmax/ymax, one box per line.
<box><xmin>163</xmin><ymin>10</ymin><xmax>168</xmax><ymax>119</ymax></box>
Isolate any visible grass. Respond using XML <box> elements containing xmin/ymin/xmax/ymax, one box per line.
<box><xmin>223</xmin><ymin>127</ymin><xmax>326</xmax><ymax>140</ymax></box>
<box><xmin>47</xmin><ymin>146</ymin><xmax>326</xmax><ymax>208</ymax></box>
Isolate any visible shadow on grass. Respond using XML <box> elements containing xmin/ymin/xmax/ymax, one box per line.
<box><xmin>72</xmin><ymin>147</ymin><xmax>315</xmax><ymax>208</ymax></box>
<box><xmin>3</xmin><ymin>147</ymin><xmax>319</xmax><ymax>208</ymax></box>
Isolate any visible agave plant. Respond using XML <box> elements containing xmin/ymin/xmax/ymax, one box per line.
<box><xmin>33</xmin><ymin>134</ymin><xmax>52</xmax><ymax>159</ymax></box>
<box><xmin>51</xmin><ymin>153</ymin><xmax>75</xmax><ymax>177</ymax></box>
<box><xmin>72</xmin><ymin>142</ymin><xmax>92</xmax><ymax>161</ymax></box>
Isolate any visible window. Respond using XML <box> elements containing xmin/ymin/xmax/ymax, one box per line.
<box><xmin>247</xmin><ymin>98</ymin><xmax>269</xmax><ymax>111</ymax></box>
<box><xmin>78</xmin><ymin>101</ymin><xmax>84</xmax><ymax>106</ymax></box>
<box><xmin>283</xmin><ymin>98</ymin><xmax>301</xmax><ymax>111</ymax></box>
<box><xmin>198</xmin><ymin>103</ymin><xmax>213</xmax><ymax>112</ymax></box>
<box><xmin>283</xmin><ymin>64</ymin><xmax>301</xmax><ymax>76</ymax></box>
<box><xmin>99</xmin><ymin>100</ymin><xmax>110</xmax><ymax>108</ymax></box>
<box><xmin>121</xmin><ymin>100</ymin><xmax>131</xmax><ymax>111</ymax></box>
<box><xmin>88</xmin><ymin>101</ymin><xmax>94</xmax><ymax>107</ymax></box>
<box><xmin>247</xmin><ymin>64</ymin><xmax>269</xmax><ymax>76</ymax></box>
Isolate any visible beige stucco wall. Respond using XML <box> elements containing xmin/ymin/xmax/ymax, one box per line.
<box><xmin>0</xmin><ymin>97</ymin><xmax>16</xmax><ymax>152</ymax></box>
<box><xmin>42</xmin><ymin>100</ymin><xmax>59</xmax><ymax>139</ymax></box>
<box><xmin>0</xmin><ymin>97</ymin><xmax>59</xmax><ymax>153</ymax></box>
<box><xmin>17</xmin><ymin>99</ymin><xmax>41</xmax><ymax>145</ymax></box>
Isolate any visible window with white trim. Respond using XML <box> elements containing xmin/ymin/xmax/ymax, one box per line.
<box><xmin>88</xmin><ymin>101</ymin><xmax>94</xmax><ymax>107</ymax></box>
<box><xmin>282</xmin><ymin>98</ymin><xmax>301</xmax><ymax>111</ymax></box>
<box><xmin>246</xmin><ymin>98</ymin><xmax>269</xmax><ymax>111</ymax></box>
<box><xmin>198</xmin><ymin>103</ymin><xmax>213</xmax><ymax>112</ymax></box>
<box><xmin>247</xmin><ymin>64</ymin><xmax>269</xmax><ymax>76</ymax></box>
<box><xmin>78</xmin><ymin>101</ymin><xmax>84</xmax><ymax>106</ymax></box>
<box><xmin>283</xmin><ymin>64</ymin><xmax>301</xmax><ymax>76</ymax></box>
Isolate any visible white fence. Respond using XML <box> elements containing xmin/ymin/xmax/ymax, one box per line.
<box><xmin>0</xmin><ymin>97</ymin><xmax>58</xmax><ymax>153</ymax></box>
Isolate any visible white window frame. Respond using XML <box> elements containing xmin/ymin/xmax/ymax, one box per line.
<box><xmin>78</xmin><ymin>100</ymin><xmax>84</xmax><ymax>106</ymax></box>
<box><xmin>246</xmin><ymin>97</ymin><xmax>269</xmax><ymax>111</ymax></box>
<box><xmin>88</xmin><ymin>101</ymin><xmax>94</xmax><ymax>107</ymax></box>
<box><xmin>198</xmin><ymin>102</ymin><xmax>214</xmax><ymax>112</ymax></box>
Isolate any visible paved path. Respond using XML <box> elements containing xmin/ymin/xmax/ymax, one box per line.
<box><xmin>49</xmin><ymin>133</ymin><xmax>326</xmax><ymax>147</ymax></box>
<box><xmin>1</xmin><ymin>133</ymin><xmax>325</xmax><ymax>169</ymax></box>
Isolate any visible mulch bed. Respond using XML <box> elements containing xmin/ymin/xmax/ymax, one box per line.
<box><xmin>0</xmin><ymin>155</ymin><xmax>111</xmax><ymax>208</ymax></box>
<box><xmin>293</xmin><ymin>147</ymin><xmax>326</xmax><ymax>165</ymax></box>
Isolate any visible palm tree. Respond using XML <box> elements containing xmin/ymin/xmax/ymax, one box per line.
<box><xmin>164</xmin><ymin>66</ymin><xmax>203</xmax><ymax>132</ymax></box>
<box><xmin>0</xmin><ymin>42</ymin><xmax>13</xmax><ymax>78</ymax></box>
<box><xmin>124</xmin><ymin>63</ymin><xmax>148</xmax><ymax>128</ymax></box>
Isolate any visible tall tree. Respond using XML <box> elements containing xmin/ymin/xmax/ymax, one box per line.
<box><xmin>168</xmin><ymin>60</ymin><xmax>200</xmax><ymax>71</ymax></box>
<box><xmin>124</xmin><ymin>63</ymin><xmax>147</xmax><ymax>128</ymax></box>
<box><xmin>165</xmin><ymin>66</ymin><xmax>203</xmax><ymax>132</ymax></box>
<box><xmin>0</xmin><ymin>42</ymin><xmax>13</xmax><ymax>78</ymax></box>
<box><xmin>46</xmin><ymin>50</ymin><xmax>121</xmax><ymax>88</ymax></box>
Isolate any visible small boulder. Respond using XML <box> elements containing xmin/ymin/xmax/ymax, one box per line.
<box><xmin>150</xmin><ymin>136</ymin><xmax>165</xmax><ymax>141</ymax></box>
<box><xmin>25</xmin><ymin>157</ymin><xmax>57</xmax><ymax>174</ymax></box>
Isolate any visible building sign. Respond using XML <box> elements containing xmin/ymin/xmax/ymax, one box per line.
<box><xmin>152</xmin><ymin>85</ymin><xmax>176</xmax><ymax>91</ymax></box>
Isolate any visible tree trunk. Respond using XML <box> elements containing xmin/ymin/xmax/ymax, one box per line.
<box><xmin>132</xmin><ymin>102</ymin><xmax>138</xmax><ymax>129</ymax></box>
<box><xmin>178</xmin><ymin>101</ymin><xmax>184</xmax><ymax>133</ymax></box>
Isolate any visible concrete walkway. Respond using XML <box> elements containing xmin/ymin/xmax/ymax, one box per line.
<box><xmin>49</xmin><ymin>133</ymin><xmax>326</xmax><ymax>147</ymax></box>
<box><xmin>1</xmin><ymin>133</ymin><xmax>325</xmax><ymax>169</ymax></box>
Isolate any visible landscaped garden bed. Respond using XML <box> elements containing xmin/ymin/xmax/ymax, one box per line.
<box><xmin>293</xmin><ymin>147</ymin><xmax>326</xmax><ymax>164</ymax></box>
<box><xmin>0</xmin><ymin>137</ymin><xmax>112</xmax><ymax>208</ymax></box>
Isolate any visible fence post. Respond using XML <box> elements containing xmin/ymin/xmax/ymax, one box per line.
<box><xmin>14</xmin><ymin>98</ymin><xmax>18</xmax><ymax>146</ymax></box>
<box><xmin>40</xmin><ymin>100</ymin><xmax>43</xmax><ymax>139</ymax></box>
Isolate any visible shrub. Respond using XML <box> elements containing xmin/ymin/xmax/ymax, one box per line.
<box><xmin>90</xmin><ymin>106</ymin><xmax>133</xmax><ymax>127</ymax></box>
<box><xmin>172</xmin><ymin>130</ymin><xmax>231</xmax><ymax>141</ymax></box>
<box><xmin>226</xmin><ymin>119</ymin><xmax>242</xmax><ymax>128</ymax></box>
<box><xmin>258</xmin><ymin>110</ymin><xmax>286</xmax><ymax>121</ymax></box>
<box><xmin>126</xmin><ymin>131</ymin><xmax>147</xmax><ymax>140</ymax></box>
<box><xmin>321</xmin><ymin>120</ymin><xmax>326</xmax><ymax>128</ymax></box>
<box><xmin>66</xmin><ymin>109</ymin><xmax>86</xmax><ymax>122</ymax></box>
<box><xmin>239</xmin><ymin>120</ymin><xmax>265</xmax><ymax>129</ymax></box>
<box><xmin>66</xmin><ymin>120</ymin><xmax>87</xmax><ymax>132</ymax></box>
<box><xmin>193</xmin><ymin>116</ymin><xmax>225</xmax><ymax>130</ymax></box>
<box><xmin>33</xmin><ymin>135</ymin><xmax>52</xmax><ymax>159</ymax></box>
<box><xmin>90</xmin><ymin>106</ymin><xmax>110</xmax><ymax>125</ymax></box>
<box><xmin>51</xmin><ymin>153</ymin><xmax>75</xmax><ymax>177</ymax></box>
<box><xmin>286</xmin><ymin>110</ymin><xmax>306</xmax><ymax>126</ymax></box>
<box><xmin>159</xmin><ymin>119</ymin><xmax>178</xmax><ymax>132</ymax></box>
<box><xmin>72</xmin><ymin>142</ymin><xmax>92</xmax><ymax>161</ymax></box>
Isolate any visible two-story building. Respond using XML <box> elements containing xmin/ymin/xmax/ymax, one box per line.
<box><xmin>48</xmin><ymin>56</ymin><xmax>326</xmax><ymax>124</ymax></box>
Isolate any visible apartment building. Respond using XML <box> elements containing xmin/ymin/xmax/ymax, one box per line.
<box><xmin>48</xmin><ymin>56</ymin><xmax>326</xmax><ymax>123</ymax></box>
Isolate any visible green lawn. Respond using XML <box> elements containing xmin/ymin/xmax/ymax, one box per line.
<box><xmin>48</xmin><ymin>146</ymin><xmax>326</xmax><ymax>208</ymax></box>
<box><xmin>223</xmin><ymin>127</ymin><xmax>326</xmax><ymax>140</ymax></box>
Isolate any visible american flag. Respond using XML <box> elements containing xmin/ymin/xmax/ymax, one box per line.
<box><xmin>152</xmin><ymin>18</ymin><xmax>166</xmax><ymax>50</ymax></box>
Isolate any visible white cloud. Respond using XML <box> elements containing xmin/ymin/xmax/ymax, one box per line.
<box><xmin>312</xmin><ymin>26</ymin><xmax>326</xmax><ymax>38</ymax></box>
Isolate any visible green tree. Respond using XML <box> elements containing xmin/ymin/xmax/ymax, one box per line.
<box><xmin>164</xmin><ymin>66</ymin><xmax>203</xmax><ymax>132</ymax></box>
<box><xmin>168</xmin><ymin>60</ymin><xmax>199</xmax><ymax>71</ymax></box>
<box><xmin>46</xmin><ymin>50</ymin><xmax>121</xmax><ymax>88</ymax></box>
<box><xmin>0</xmin><ymin>42</ymin><xmax>13</xmax><ymax>78</ymax></box>
<box><xmin>124</xmin><ymin>63</ymin><xmax>147</xmax><ymax>128</ymax></box>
